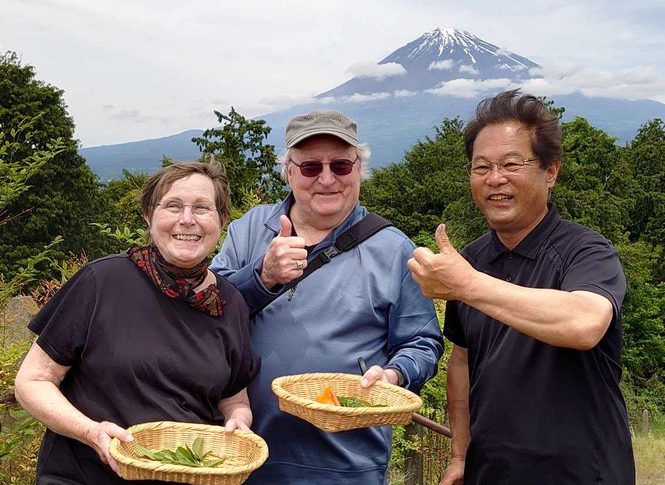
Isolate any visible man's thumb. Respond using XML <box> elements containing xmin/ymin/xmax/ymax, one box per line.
<box><xmin>278</xmin><ymin>215</ymin><xmax>293</xmax><ymax>237</ymax></box>
<box><xmin>435</xmin><ymin>224</ymin><xmax>451</xmax><ymax>252</ymax></box>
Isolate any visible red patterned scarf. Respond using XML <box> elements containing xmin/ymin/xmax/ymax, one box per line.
<box><xmin>127</xmin><ymin>245</ymin><xmax>225</xmax><ymax>317</ymax></box>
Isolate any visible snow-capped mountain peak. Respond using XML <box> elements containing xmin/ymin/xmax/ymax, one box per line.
<box><xmin>318</xmin><ymin>27</ymin><xmax>540</xmax><ymax>98</ymax></box>
<box><xmin>382</xmin><ymin>26</ymin><xmax>539</xmax><ymax>73</ymax></box>
<box><xmin>408</xmin><ymin>27</ymin><xmax>481</xmax><ymax>59</ymax></box>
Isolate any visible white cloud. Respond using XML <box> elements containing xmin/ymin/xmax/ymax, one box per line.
<box><xmin>519</xmin><ymin>78</ymin><xmax>578</xmax><ymax>97</ymax></box>
<box><xmin>394</xmin><ymin>89</ymin><xmax>417</xmax><ymax>97</ymax></box>
<box><xmin>346</xmin><ymin>62</ymin><xmax>406</xmax><ymax>80</ymax></box>
<box><xmin>459</xmin><ymin>65</ymin><xmax>479</xmax><ymax>75</ymax></box>
<box><xmin>108</xmin><ymin>109</ymin><xmax>150</xmax><ymax>122</ymax></box>
<box><xmin>343</xmin><ymin>92</ymin><xmax>392</xmax><ymax>103</ymax></box>
<box><xmin>420</xmin><ymin>61</ymin><xmax>665</xmax><ymax>103</ymax></box>
<box><xmin>259</xmin><ymin>94</ymin><xmax>318</xmax><ymax>108</ymax></box>
<box><xmin>618</xmin><ymin>65</ymin><xmax>659</xmax><ymax>85</ymax></box>
<box><xmin>427</xmin><ymin>78</ymin><xmax>515</xmax><ymax>98</ymax></box>
<box><xmin>522</xmin><ymin>63</ymin><xmax>665</xmax><ymax>101</ymax></box>
<box><xmin>428</xmin><ymin>60</ymin><xmax>455</xmax><ymax>71</ymax></box>
<box><xmin>530</xmin><ymin>61</ymin><xmax>582</xmax><ymax>79</ymax></box>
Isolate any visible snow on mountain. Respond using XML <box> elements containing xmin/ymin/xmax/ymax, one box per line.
<box><xmin>319</xmin><ymin>27</ymin><xmax>540</xmax><ymax>97</ymax></box>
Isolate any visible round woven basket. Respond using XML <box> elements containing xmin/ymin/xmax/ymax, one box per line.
<box><xmin>271</xmin><ymin>373</ymin><xmax>422</xmax><ymax>432</ymax></box>
<box><xmin>109</xmin><ymin>421</ymin><xmax>268</xmax><ymax>485</ymax></box>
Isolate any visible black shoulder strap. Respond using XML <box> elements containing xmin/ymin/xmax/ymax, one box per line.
<box><xmin>249</xmin><ymin>213</ymin><xmax>392</xmax><ymax>319</ymax></box>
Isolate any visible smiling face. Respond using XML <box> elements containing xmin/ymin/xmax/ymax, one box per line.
<box><xmin>146</xmin><ymin>173</ymin><xmax>222</xmax><ymax>268</ymax></box>
<box><xmin>287</xmin><ymin>134</ymin><xmax>361</xmax><ymax>230</ymax></box>
<box><xmin>470</xmin><ymin>121</ymin><xmax>560</xmax><ymax>248</ymax></box>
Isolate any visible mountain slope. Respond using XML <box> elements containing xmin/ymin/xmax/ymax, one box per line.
<box><xmin>81</xmin><ymin>130</ymin><xmax>203</xmax><ymax>181</ymax></box>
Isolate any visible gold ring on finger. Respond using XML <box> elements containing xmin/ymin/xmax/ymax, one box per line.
<box><xmin>296</xmin><ymin>259</ymin><xmax>304</xmax><ymax>270</ymax></box>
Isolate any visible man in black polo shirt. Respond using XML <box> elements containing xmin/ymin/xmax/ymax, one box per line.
<box><xmin>408</xmin><ymin>89</ymin><xmax>635</xmax><ymax>485</ymax></box>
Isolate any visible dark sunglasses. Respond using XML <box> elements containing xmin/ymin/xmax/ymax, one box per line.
<box><xmin>289</xmin><ymin>157</ymin><xmax>359</xmax><ymax>177</ymax></box>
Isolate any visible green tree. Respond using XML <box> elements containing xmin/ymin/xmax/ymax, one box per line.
<box><xmin>361</xmin><ymin>118</ymin><xmax>482</xmax><ymax>246</ymax></box>
<box><xmin>538</xmin><ymin>96</ymin><xmax>566</xmax><ymax>120</ymax></box>
<box><xmin>553</xmin><ymin>117</ymin><xmax>633</xmax><ymax>242</ymax></box>
<box><xmin>192</xmin><ymin>108</ymin><xmax>285</xmax><ymax>205</ymax></box>
<box><xmin>0</xmin><ymin>51</ymin><xmax>104</xmax><ymax>279</ymax></box>
<box><xmin>94</xmin><ymin>169</ymin><xmax>148</xmax><ymax>252</ymax></box>
<box><xmin>618</xmin><ymin>241</ymin><xmax>665</xmax><ymax>380</ymax></box>
<box><xmin>0</xmin><ymin>115</ymin><xmax>65</xmax><ymax>224</ymax></box>
<box><xmin>625</xmin><ymin>119</ymin><xmax>665</xmax><ymax>280</ymax></box>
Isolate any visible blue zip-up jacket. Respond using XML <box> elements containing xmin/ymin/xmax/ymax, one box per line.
<box><xmin>211</xmin><ymin>195</ymin><xmax>443</xmax><ymax>484</ymax></box>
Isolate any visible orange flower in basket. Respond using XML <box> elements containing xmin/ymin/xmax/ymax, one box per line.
<box><xmin>314</xmin><ymin>386</ymin><xmax>340</xmax><ymax>406</ymax></box>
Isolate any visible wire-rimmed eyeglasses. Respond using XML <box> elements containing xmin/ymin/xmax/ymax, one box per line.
<box><xmin>155</xmin><ymin>201</ymin><xmax>217</xmax><ymax>217</ymax></box>
<box><xmin>467</xmin><ymin>156</ymin><xmax>541</xmax><ymax>177</ymax></box>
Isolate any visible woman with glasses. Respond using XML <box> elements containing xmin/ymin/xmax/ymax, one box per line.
<box><xmin>15</xmin><ymin>160</ymin><xmax>260</xmax><ymax>484</ymax></box>
<box><xmin>210</xmin><ymin>110</ymin><xmax>443</xmax><ymax>485</ymax></box>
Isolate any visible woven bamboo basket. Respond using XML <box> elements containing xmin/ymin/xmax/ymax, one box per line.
<box><xmin>109</xmin><ymin>421</ymin><xmax>268</xmax><ymax>485</ymax></box>
<box><xmin>271</xmin><ymin>373</ymin><xmax>422</xmax><ymax>432</ymax></box>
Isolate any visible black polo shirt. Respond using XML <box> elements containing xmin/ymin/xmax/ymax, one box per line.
<box><xmin>444</xmin><ymin>204</ymin><xmax>635</xmax><ymax>485</ymax></box>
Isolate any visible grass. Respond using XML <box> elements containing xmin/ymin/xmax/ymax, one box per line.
<box><xmin>635</xmin><ymin>416</ymin><xmax>665</xmax><ymax>485</ymax></box>
<box><xmin>635</xmin><ymin>434</ymin><xmax>665</xmax><ymax>485</ymax></box>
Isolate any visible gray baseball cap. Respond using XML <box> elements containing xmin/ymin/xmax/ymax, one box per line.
<box><xmin>285</xmin><ymin>110</ymin><xmax>358</xmax><ymax>148</ymax></box>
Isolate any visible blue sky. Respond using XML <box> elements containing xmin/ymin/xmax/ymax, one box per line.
<box><xmin>2</xmin><ymin>0</ymin><xmax>664</xmax><ymax>147</ymax></box>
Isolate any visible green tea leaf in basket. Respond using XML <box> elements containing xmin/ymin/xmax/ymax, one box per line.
<box><xmin>134</xmin><ymin>443</ymin><xmax>160</xmax><ymax>460</ymax></box>
<box><xmin>181</xmin><ymin>445</ymin><xmax>197</xmax><ymax>463</ymax></box>
<box><xmin>192</xmin><ymin>437</ymin><xmax>204</xmax><ymax>457</ymax></box>
<box><xmin>135</xmin><ymin>440</ymin><xmax>226</xmax><ymax>467</ymax></box>
<box><xmin>162</xmin><ymin>449</ymin><xmax>179</xmax><ymax>462</ymax></box>
<box><xmin>337</xmin><ymin>396</ymin><xmax>388</xmax><ymax>408</ymax></box>
<box><xmin>206</xmin><ymin>457</ymin><xmax>226</xmax><ymax>467</ymax></box>
<box><xmin>175</xmin><ymin>447</ymin><xmax>194</xmax><ymax>464</ymax></box>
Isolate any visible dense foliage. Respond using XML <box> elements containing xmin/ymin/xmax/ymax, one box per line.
<box><xmin>0</xmin><ymin>52</ymin><xmax>105</xmax><ymax>279</ymax></box>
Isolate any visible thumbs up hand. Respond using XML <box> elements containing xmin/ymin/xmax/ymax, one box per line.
<box><xmin>435</xmin><ymin>223</ymin><xmax>454</xmax><ymax>254</ymax></box>
<box><xmin>260</xmin><ymin>215</ymin><xmax>308</xmax><ymax>289</ymax></box>
<box><xmin>407</xmin><ymin>224</ymin><xmax>477</xmax><ymax>301</ymax></box>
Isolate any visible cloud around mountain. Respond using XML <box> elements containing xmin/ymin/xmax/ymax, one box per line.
<box><xmin>242</xmin><ymin>26</ymin><xmax>665</xmax><ymax>120</ymax></box>
<box><xmin>346</xmin><ymin>62</ymin><xmax>407</xmax><ymax>80</ymax></box>
<box><xmin>309</xmin><ymin>26</ymin><xmax>665</xmax><ymax>106</ymax></box>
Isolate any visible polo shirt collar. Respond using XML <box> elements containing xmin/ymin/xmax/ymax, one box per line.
<box><xmin>486</xmin><ymin>203</ymin><xmax>561</xmax><ymax>262</ymax></box>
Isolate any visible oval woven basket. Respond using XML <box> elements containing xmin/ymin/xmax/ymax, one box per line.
<box><xmin>109</xmin><ymin>421</ymin><xmax>268</xmax><ymax>485</ymax></box>
<box><xmin>271</xmin><ymin>373</ymin><xmax>422</xmax><ymax>432</ymax></box>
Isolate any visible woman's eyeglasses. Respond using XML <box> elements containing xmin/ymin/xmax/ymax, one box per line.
<box><xmin>155</xmin><ymin>201</ymin><xmax>217</xmax><ymax>217</ymax></box>
<box><xmin>289</xmin><ymin>157</ymin><xmax>359</xmax><ymax>177</ymax></box>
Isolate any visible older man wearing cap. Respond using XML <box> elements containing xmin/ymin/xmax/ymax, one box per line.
<box><xmin>211</xmin><ymin>109</ymin><xmax>443</xmax><ymax>484</ymax></box>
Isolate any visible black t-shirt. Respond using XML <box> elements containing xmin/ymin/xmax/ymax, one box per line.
<box><xmin>28</xmin><ymin>254</ymin><xmax>259</xmax><ymax>484</ymax></box>
<box><xmin>444</xmin><ymin>205</ymin><xmax>635</xmax><ymax>485</ymax></box>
